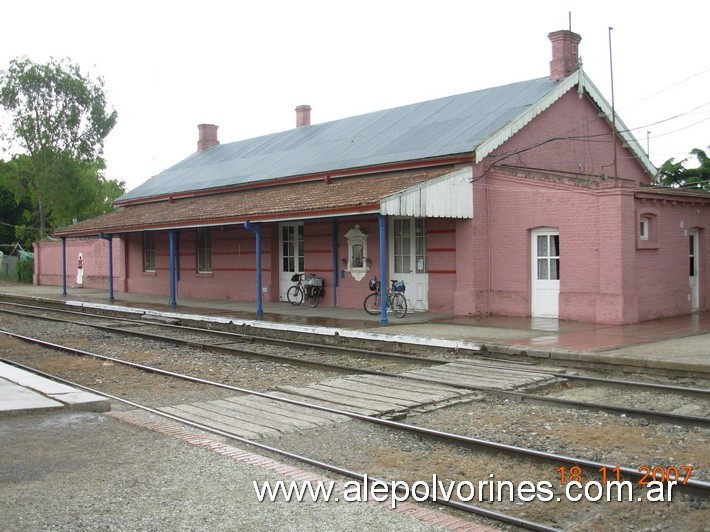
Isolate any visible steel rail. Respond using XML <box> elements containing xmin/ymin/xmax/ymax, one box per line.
<box><xmin>2</xmin><ymin>299</ymin><xmax>707</xmax><ymax>399</ymax></box>
<box><xmin>0</xmin><ymin>356</ymin><xmax>559</xmax><ymax>532</ymax></box>
<box><xmin>1</xmin><ymin>332</ymin><xmax>708</xmax><ymax>498</ymax></box>
<box><xmin>0</xmin><ymin>300</ymin><xmax>446</xmax><ymax>363</ymax></box>
<box><xmin>0</xmin><ymin>307</ymin><xmax>433</xmax><ymax>375</ymax></box>
<box><xmin>465</xmin><ymin>358</ymin><xmax>710</xmax><ymax>397</ymax></box>
<box><xmin>1</xmin><ymin>309</ymin><xmax>709</xmax><ymax>428</ymax></box>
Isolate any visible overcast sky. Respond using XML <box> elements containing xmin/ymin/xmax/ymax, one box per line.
<box><xmin>1</xmin><ymin>1</ymin><xmax>708</xmax><ymax>192</ymax></box>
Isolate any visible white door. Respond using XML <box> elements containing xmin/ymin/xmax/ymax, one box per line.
<box><xmin>689</xmin><ymin>230</ymin><xmax>699</xmax><ymax>312</ymax></box>
<box><xmin>280</xmin><ymin>223</ymin><xmax>304</xmax><ymax>301</ymax></box>
<box><xmin>532</xmin><ymin>230</ymin><xmax>560</xmax><ymax>318</ymax></box>
<box><xmin>390</xmin><ymin>218</ymin><xmax>428</xmax><ymax>311</ymax></box>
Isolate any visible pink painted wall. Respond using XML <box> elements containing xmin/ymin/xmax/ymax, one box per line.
<box><xmin>329</xmin><ymin>217</ymin><xmax>380</xmax><ymax>309</ymax></box>
<box><xmin>125</xmin><ymin>226</ymin><xmax>273</xmax><ymax>303</ymax></box>
<box><xmin>426</xmin><ymin>218</ymin><xmax>457</xmax><ymax>313</ymax></box>
<box><xmin>487</xmin><ymin>90</ymin><xmax>650</xmax><ymax>185</ymax></box>
<box><xmin>34</xmin><ymin>237</ymin><xmax>126</xmax><ymax>290</ymax></box>
<box><xmin>633</xmin><ymin>200</ymin><xmax>708</xmax><ymax>320</ymax></box>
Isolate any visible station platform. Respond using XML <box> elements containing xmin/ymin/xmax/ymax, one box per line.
<box><xmin>0</xmin><ymin>360</ymin><xmax>110</xmax><ymax>416</ymax></box>
<box><xmin>1</xmin><ymin>282</ymin><xmax>709</xmax><ymax>416</ymax></box>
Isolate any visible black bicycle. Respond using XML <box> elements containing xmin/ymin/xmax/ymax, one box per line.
<box><xmin>363</xmin><ymin>277</ymin><xmax>407</xmax><ymax>318</ymax></box>
<box><xmin>287</xmin><ymin>273</ymin><xmax>324</xmax><ymax>308</ymax></box>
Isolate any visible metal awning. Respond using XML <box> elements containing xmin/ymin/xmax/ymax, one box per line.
<box><xmin>379</xmin><ymin>166</ymin><xmax>473</xmax><ymax>218</ymax></box>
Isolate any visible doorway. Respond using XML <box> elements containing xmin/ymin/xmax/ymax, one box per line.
<box><xmin>532</xmin><ymin>229</ymin><xmax>560</xmax><ymax>318</ymax></box>
<box><xmin>279</xmin><ymin>223</ymin><xmax>304</xmax><ymax>301</ymax></box>
<box><xmin>390</xmin><ymin>217</ymin><xmax>428</xmax><ymax>311</ymax></box>
<box><xmin>689</xmin><ymin>230</ymin><xmax>699</xmax><ymax>312</ymax></box>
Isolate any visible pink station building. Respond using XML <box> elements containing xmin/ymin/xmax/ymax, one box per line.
<box><xmin>36</xmin><ymin>29</ymin><xmax>709</xmax><ymax>325</ymax></box>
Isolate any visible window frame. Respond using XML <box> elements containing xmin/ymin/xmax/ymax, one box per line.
<box><xmin>637</xmin><ymin>210</ymin><xmax>659</xmax><ymax>249</ymax></box>
<box><xmin>143</xmin><ymin>232</ymin><xmax>155</xmax><ymax>272</ymax></box>
<box><xmin>196</xmin><ymin>227</ymin><xmax>212</xmax><ymax>273</ymax></box>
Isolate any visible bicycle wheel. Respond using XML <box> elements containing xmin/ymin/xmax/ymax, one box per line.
<box><xmin>392</xmin><ymin>293</ymin><xmax>407</xmax><ymax>318</ymax></box>
<box><xmin>363</xmin><ymin>293</ymin><xmax>381</xmax><ymax>315</ymax></box>
<box><xmin>307</xmin><ymin>288</ymin><xmax>320</xmax><ymax>308</ymax></box>
<box><xmin>287</xmin><ymin>285</ymin><xmax>303</xmax><ymax>305</ymax></box>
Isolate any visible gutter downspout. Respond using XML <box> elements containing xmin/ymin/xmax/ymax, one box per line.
<box><xmin>99</xmin><ymin>233</ymin><xmax>115</xmax><ymax>302</ymax></box>
<box><xmin>244</xmin><ymin>221</ymin><xmax>263</xmax><ymax>318</ymax></box>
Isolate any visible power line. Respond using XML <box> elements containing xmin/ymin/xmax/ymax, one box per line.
<box><xmin>621</xmin><ymin>68</ymin><xmax>710</xmax><ymax>112</ymax></box>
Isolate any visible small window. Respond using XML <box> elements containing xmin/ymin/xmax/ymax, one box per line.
<box><xmin>637</xmin><ymin>212</ymin><xmax>659</xmax><ymax>249</ymax></box>
<box><xmin>197</xmin><ymin>227</ymin><xmax>212</xmax><ymax>273</ymax></box>
<box><xmin>639</xmin><ymin>217</ymin><xmax>650</xmax><ymax>241</ymax></box>
<box><xmin>143</xmin><ymin>233</ymin><xmax>155</xmax><ymax>272</ymax></box>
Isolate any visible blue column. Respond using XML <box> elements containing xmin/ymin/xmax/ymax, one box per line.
<box><xmin>100</xmin><ymin>233</ymin><xmax>114</xmax><ymax>302</ymax></box>
<box><xmin>244</xmin><ymin>221</ymin><xmax>263</xmax><ymax>318</ymax></box>
<box><xmin>332</xmin><ymin>219</ymin><xmax>338</xmax><ymax>307</ymax></box>
<box><xmin>169</xmin><ymin>229</ymin><xmax>177</xmax><ymax>308</ymax></box>
<box><xmin>107</xmin><ymin>235</ymin><xmax>114</xmax><ymax>302</ymax></box>
<box><xmin>378</xmin><ymin>214</ymin><xmax>388</xmax><ymax>325</ymax></box>
<box><xmin>61</xmin><ymin>237</ymin><xmax>67</xmax><ymax>297</ymax></box>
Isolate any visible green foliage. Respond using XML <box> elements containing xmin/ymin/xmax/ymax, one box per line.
<box><xmin>16</xmin><ymin>257</ymin><xmax>33</xmax><ymax>283</ymax></box>
<box><xmin>659</xmin><ymin>147</ymin><xmax>710</xmax><ymax>191</ymax></box>
<box><xmin>0</xmin><ymin>159</ymin><xmax>34</xmax><ymax>247</ymax></box>
<box><xmin>0</xmin><ymin>57</ymin><xmax>119</xmax><ymax>238</ymax></box>
<box><xmin>0</xmin><ymin>57</ymin><xmax>117</xmax><ymax>161</ymax></box>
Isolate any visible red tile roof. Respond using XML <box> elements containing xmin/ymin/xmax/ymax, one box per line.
<box><xmin>55</xmin><ymin>168</ymin><xmax>452</xmax><ymax>237</ymax></box>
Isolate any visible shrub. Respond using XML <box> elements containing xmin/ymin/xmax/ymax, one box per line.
<box><xmin>17</xmin><ymin>259</ymin><xmax>34</xmax><ymax>283</ymax></box>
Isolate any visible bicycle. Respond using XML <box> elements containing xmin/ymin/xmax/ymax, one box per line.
<box><xmin>363</xmin><ymin>277</ymin><xmax>407</xmax><ymax>318</ymax></box>
<box><xmin>286</xmin><ymin>273</ymin><xmax>324</xmax><ymax>308</ymax></box>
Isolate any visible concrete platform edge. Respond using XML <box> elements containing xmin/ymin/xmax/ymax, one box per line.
<box><xmin>0</xmin><ymin>361</ymin><xmax>111</xmax><ymax>415</ymax></box>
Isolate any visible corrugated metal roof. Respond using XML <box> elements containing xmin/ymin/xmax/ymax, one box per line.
<box><xmin>118</xmin><ymin>77</ymin><xmax>560</xmax><ymax>202</ymax></box>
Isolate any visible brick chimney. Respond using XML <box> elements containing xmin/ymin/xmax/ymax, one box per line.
<box><xmin>548</xmin><ymin>30</ymin><xmax>582</xmax><ymax>81</ymax></box>
<box><xmin>197</xmin><ymin>124</ymin><xmax>219</xmax><ymax>152</ymax></box>
<box><xmin>295</xmin><ymin>105</ymin><xmax>311</xmax><ymax>127</ymax></box>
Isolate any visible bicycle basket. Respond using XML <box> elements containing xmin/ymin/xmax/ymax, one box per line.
<box><xmin>291</xmin><ymin>274</ymin><xmax>301</xmax><ymax>282</ymax></box>
<box><xmin>368</xmin><ymin>278</ymin><xmax>380</xmax><ymax>291</ymax></box>
<box><xmin>305</xmin><ymin>276</ymin><xmax>323</xmax><ymax>287</ymax></box>
<box><xmin>393</xmin><ymin>280</ymin><xmax>406</xmax><ymax>292</ymax></box>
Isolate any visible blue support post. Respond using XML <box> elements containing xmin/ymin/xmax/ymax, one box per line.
<box><xmin>99</xmin><ymin>233</ymin><xmax>115</xmax><ymax>302</ymax></box>
<box><xmin>378</xmin><ymin>214</ymin><xmax>388</xmax><ymax>325</ymax></box>
<box><xmin>332</xmin><ymin>219</ymin><xmax>338</xmax><ymax>307</ymax></box>
<box><xmin>61</xmin><ymin>237</ymin><xmax>67</xmax><ymax>297</ymax></box>
<box><xmin>168</xmin><ymin>229</ymin><xmax>177</xmax><ymax>308</ymax></box>
<box><xmin>244</xmin><ymin>221</ymin><xmax>263</xmax><ymax>318</ymax></box>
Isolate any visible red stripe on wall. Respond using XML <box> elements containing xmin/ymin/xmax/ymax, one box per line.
<box><xmin>156</xmin><ymin>267</ymin><xmax>273</xmax><ymax>273</ymax></box>
<box><xmin>427</xmin><ymin>247</ymin><xmax>456</xmax><ymax>252</ymax></box>
<box><xmin>427</xmin><ymin>229</ymin><xmax>456</xmax><ymax>234</ymax></box>
<box><xmin>428</xmin><ymin>270</ymin><xmax>456</xmax><ymax>274</ymax></box>
<box><xmin>210</xmin><ymin>268</ymin><xmax>273</xmax><ymax>272</ymax></box>
<box><xmin>307</xmin><ymin>250</ymin><xmax>333</xmax><ymax>254</ymax></box>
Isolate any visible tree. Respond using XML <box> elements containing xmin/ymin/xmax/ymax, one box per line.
<box><xmin>0</xmin><ymin>158</ymin><xmax>34</xmax><ymax>247</ymax></box>
<box><xmin>659</xmin><ymin>147</ymin><xmax>710</xmax><ymax>191</ymax></box>
<box><xmin>0</xmin><ymin>57</ymin><xmax>119</xmax><ymax>236</ymax></box>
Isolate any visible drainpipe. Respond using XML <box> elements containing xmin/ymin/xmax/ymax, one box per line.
<box><xmin>168</xmin><ymin>229</ymin><xmax>177</xmax><ymax>308</ymax></box>
<box><xmin>99</xmin><ymin>233</ymin><xmax>115</xmax><ymax>302</ymax></box>
<box><xmin>332</xmin><ymin>219</ymin><xmax>338</xmax><ymax>307</ymax></box>
<box><xmin>244</xmin><ymin>221</ymin><xmax>263</xmax><ymax>318</ymax></box>
<box><xmin>378</xmin><ymin>214</ymin><xmax>387</xmax><ymax>325</ymax></box>
<box><xmin>61</xmin><ymin>237</ymin><xmax>67</xmax><ymax>297</ymax></box>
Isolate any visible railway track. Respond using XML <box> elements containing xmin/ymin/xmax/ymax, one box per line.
<box><xmin>1</xmin><ymin>300</ymin><xmax>709</xmax><ymax>428</ymax></box>
<box><xmin>2</xmin><ymin>333</ymin><xmax>709</xmax><ymax>531</ymax></box>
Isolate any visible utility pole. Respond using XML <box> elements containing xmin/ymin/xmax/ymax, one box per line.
<box><xmin>609</xmin><ymin>27</ymin><xmax>618</xmax><ymax>182</ymax></box>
